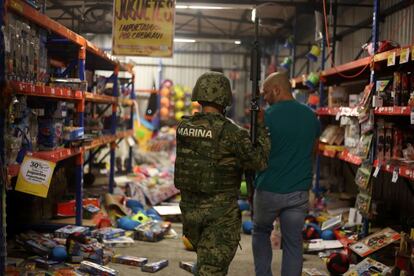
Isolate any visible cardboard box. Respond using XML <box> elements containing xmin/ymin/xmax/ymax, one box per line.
<box><xmin>112</xmin><ymin>255</ymin><xmax>148</xmax><ymax>267</ymax></box>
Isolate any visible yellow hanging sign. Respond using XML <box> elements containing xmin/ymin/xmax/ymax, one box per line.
<box><xmin>112</xmin><ymin>0</ymin><xmax>176</xmax><ymax>57</ymax></box>
<box><xmin>399</xmin><ymin>48</ymin><xmax>409</xmax><ymax>64</ymax></box>
<box><xmin>387</xmin><ymin>51</ymin><xmax>396</xmax><ymax>66</ymax></box>
<box><xmin>15</xmin><ymin>156</ymin><xmax>56</xmax><ymax>198</ymax></box>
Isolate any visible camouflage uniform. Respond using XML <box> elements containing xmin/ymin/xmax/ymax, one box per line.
<box><xmin>174</xmin><ymin>72</ymin><xmax>270</xmax><ymax>276</ymax></box>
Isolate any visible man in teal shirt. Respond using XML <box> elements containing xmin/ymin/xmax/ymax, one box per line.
<box><xmin>252</xmin><ymin>72</ymin><xmax>320</xmax><ymax>276</ymax></box>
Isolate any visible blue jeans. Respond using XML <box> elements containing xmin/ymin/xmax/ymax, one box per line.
<box><xmin>252</xmin><ymin>190</ymin><xmax>308</xmax><ymax>276</ymax></box>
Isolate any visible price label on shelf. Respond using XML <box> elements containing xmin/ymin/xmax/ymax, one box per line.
<box><xmin>15</xmin><ymin>156</ymin><xmax>56</xmax><ymax>198</ymax></box>
<box><xmin>392</xmin><ymin>168</ymin><xmax>399</xmax><ymax>183</ymax></box>
<box><xmin>412</xmin><ymin>45</ymin><xmax>414</xmax><ymax>61</ymax></box>
<box><xmin>387</xmin><ymin>51</ymin><xmax>396</xmax><ymax>66</ymax></box>
<box><xmin>335</xmin><ymin>112</ymin><xmax>341</xmax><ymax>121</ymax></box>
<box><xmin>373</xmin><ymin>166</ymin><xmax>381</xmax><ymax>178</ymax></box>
<box><xmin>399</xmin><ymin>48</ymin><xmax>410</xmax><ymax>64</ymax></box>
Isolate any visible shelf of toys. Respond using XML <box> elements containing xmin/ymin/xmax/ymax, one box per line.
<box><xmin>1</xmin><ymin>0</ymin><xmax>136</xmax><ymax>241</ymax></box>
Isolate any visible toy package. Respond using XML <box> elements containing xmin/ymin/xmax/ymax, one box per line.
<box><xmin>134</xmin><ymin>221</ymin><xmax>172</xmax><ymax>242</ymax></box>
<box><xmin>354</xmin><ymin>161</ymin><xmax>372</xmax><ymax>190</ymax></box>
<box><xmin>103</xmin><ymin>236</ymin><xmax>135</xmax><ymax>248</ymax></box>
<box><xmin>179</xmin><ymin>261</ymin><xmax>195</xmax><ymax>273</ymax></box>
<box><xmin>54</xmin><ymin>225</ymin><xmax>89</xmax><ymax>239</ymax></box>
<box><xmin>92</xmin><ymin>227</ymin><xmax>125</xmax><ymax>241</ymax></box>
<box><xmin>112</xmin><ymin>255</ymin><xmax>148</xmax><ymax>267</ymax></box>
<box><xmin>141</xmin><ymin>260</ymin><xmax>169</xmax><ymax>273</ymax></box>
<box><xmin>16</xmin><ymin>231</ymin><xmax>58</xmax><ymax>257</ymax></box>
<box><xmin>355</xmin><ymin>192</ymin><xmax>371</xmax><ymax>216</ymax></box>
<box><xmin>355</xmin><ymin>134</ymin><xmax>373</xmax><ymax>159</ymax></box>
<box><xmin>79</xmin><ymin>261</ymin><xmax>118</xmax><ymax>276</ymax></box>
<box><xmin>350</xmin><ymin>227</ymin><xmax>401</xmax><ymax>257</ymax></box>
<box><xmin>344</xmin><ymin>257</ymin><xmax>392</xmax><ymax>275</ymax></box>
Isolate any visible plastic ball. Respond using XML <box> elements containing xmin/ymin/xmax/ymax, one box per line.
<box><xmin>326</xmin><ymin>253</ymin><xmax>350</xmax><ymax>275</ymax></box>
<box><xmin>160</xmin><ymin>107</ymin><xmax>169</xmax><ymax>118</ymax></box>
<box><xmin>160</xmin><ymin>97</ymin><xmax>170</xmax><ymax>107</ymax></box>
<box><xmin>117</xmin><ymin>216</ymin><xmax>141</xmax><ymax>230</ymax></box>
<box><xmin>175</xmin><ymin>111</ymin><xmax>184</xmax><ymax>121</ymax></box>
<box><xmin>182</xmin><ymin>235</ymin><xmax>194</xmax><ymax>251</ymax></box>
<box><xmin>174</xmin><ymin>89</ymin><xmax>185</xmax><ymax>100</ymax></box>
<box><xmin>51</xmin><ymin>245</ymin><xmax>68</xmax><ymax>262</ymax></box>
<box><xmin>131</xmin><ymin>211</ymin><xmax>151</xmax><ymax>224</ymax></box>
<box><xmin>321</xmin><ymin>229</ymin><xmax>336</xmax><ymax>240</ymax></box>
<box><xmin>242</xmin><ymin>220</ymin><xmax>253</xmax><ymax>234</ymax></box>
<box><xmin>238</xmin><ymin>200</ymin><xmax>250</xmax><ymax>212</ymax></box>
<box><xmin>137</xmin><ymin>129</ymin><xmax>146</xmax><ymax>139</ymax></box>
<box><xmin>240</xmin><ymin>181</ymin><xmax>248</xmax><ymax>197</ymax></box>
<box><xmin>302</xmin><ymin>223</ymin><xmax>322</xmax><ymax>240</ymax></box>
<box><xmin>175</xmin><ymin>100</ymin><xmax>185</xmax><ymax>110</ymax></box>
<box><xmin>160</xmin><ymin>87</ymin><xmax>170</xmax><ymax>97</ymax></box>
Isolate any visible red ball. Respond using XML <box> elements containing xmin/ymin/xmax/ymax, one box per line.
<box><xmin>302</xmin><ymin>223</ymin><xmax>321</xmax><ymax>240</ymax></box>
<box><xmin>326</xmin><ymin>252</ymin><xmax>350</xmax><ymax>275</ymax></box>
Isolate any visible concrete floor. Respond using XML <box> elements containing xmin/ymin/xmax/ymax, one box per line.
<box><xmin>109</xmin><ymin>223</ymin><xmax>328</xmax><ymax>276</ymax></box>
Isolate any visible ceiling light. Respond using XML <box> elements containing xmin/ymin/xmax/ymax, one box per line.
<box><xmin>251</xmin><ymin>8</ymin><xmax>256</xmax><ymax>22</ymax></box>
<box><xmin>174</xmin><ymin>38</ymin><xmax>197</xmax><ymax>43</ymax></box>
<box><xmin>234</xmin><ymin>40</ymin><xmax>241</xmax><ymax>45</ymax></box>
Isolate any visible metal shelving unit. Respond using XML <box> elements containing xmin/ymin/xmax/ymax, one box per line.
<box><xmin>0</xmin><ymin>1</ymin><xmax>137</xmax><ymax>268</ymax></box>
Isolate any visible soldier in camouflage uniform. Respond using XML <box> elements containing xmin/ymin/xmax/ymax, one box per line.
<box><xmin>174</xmin><ymin>72</ymin><xmax>270</xmax><ymax>276</ymax></box>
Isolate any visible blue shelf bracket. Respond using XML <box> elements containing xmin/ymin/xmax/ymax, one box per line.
<box><xmin>314</xmin><ymin>34</ymin><xmax>327</xmax><ymax>197</ymax></box>
<box><xmin>1</xmin><ymin>0</ymin><xmax>7</xmax><ymax>272</ymax></box>
<box><xmin>75</xmin><ymin>46</ymin><xmax>86</xmax><ymax>226</ymax></box>
<box><xmin>109</xmin><ymin>65</ymin><xmax>119</xmax><ymax>193</ymax></box>
<box><xmin>127</xmin><ymin>73</ymin><xmax>135</xmax><ymax>173</ymax></box>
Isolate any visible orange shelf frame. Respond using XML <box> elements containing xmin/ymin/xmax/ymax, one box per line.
<box><xmin>7</xmin><ymin>0</ymin><xmax>133</xmax><ymax>71</ymax></box>
<box><xmin>374</xmin><ymin>106</ymin><xmax>411</xmax><ymax>116</ymax></box>
<box><xmin>338</xmin><ymin>149</ymin><xmax>362</xmax><ymax>166</ymax></box>
<box><xmin>316</xmin><ymin>107</ymin><xmax>341</xmax><ymax>116</ymax></box>
<box><xmin>84</xmin><ymin>130</ymin><xmax>134</xmax><ymax>151</ymax></box>
<box><xmin>8</xmin><ymin>130</ymin><xmax>134</xmax><ymax>177</ymax></box>
<box><xmin>84</xmin><ymin>92</ymin><xmax>117</xmax><ymax>104</ymax></box>
<box><xmin>321</xmin><ymin>56</ymin><xmax>372</xmax><ymax>79</ymax></box>
<box><xmin>7</xmin><ymin>0</ymin><xmax>84</xmax><ymax>46</ymax></box>
<box><xmin>11</xmin><ymin>81</ymin><xmax>83</xmax><ymax>100</ymax></box>
<box><xmin>373</xmin><ymin>160</ymin><xmax>414</xmax><ymax>181</ymax></box>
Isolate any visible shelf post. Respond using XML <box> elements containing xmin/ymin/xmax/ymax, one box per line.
<box><xmin>75</xmin><ymin>46</ymin><xmax>86</xmax><ymax>226</ymax></box>
<box><xmin>109</xmin><ymin>65</ymin><xmax>119</xmax><ymax>193</ymax></box>
<box><xmin>314</xmin><ymin>33</ymin><xmax>327</xmax><ymax>197</ymax></box>
<box><xmin>0</xmin><ymin>0</ymin><xmax>7</xmax><ymax>272</ymax></box>
<box><xmin>127</xmin><ymin>73</ymin><xmax>135</xmax><ymax>173</ymax></box>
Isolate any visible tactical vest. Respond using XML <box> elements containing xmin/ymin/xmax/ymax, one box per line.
<box><xmin>175</xmin><ymin>114</ymin><xmax>241</xmax><ymax>195</ymax></box>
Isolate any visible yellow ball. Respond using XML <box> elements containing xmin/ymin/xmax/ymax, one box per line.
<box><xmin>175</xmin><ymin>89</ymin><xmax>185</xmax><ymax>100</ymax></box>
<box><xmin>175</xmin><ymin>111</ymin><xmax>184</xmax><ymax>121</ymax></box>
<box><xmin>182</xmin><ymin>236</ymin><xmax>194</xmax><ymax>251</ymax></box>
<box><xmin>175</xmin><ymin>100</ymin><xmax>185</xmax><ymax>110</ymax></box>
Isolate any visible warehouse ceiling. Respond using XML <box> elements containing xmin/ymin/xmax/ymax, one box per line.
<box><xmin>44</xmin><ymin>0</ymin><xmax>326</xmax><ymax>43</ymax></box>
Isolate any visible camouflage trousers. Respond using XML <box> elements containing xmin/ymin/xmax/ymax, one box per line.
<box><xmin>180</xmin><ymin>198</ymin><xmax>241</xmax><ymax>276</ymax></box>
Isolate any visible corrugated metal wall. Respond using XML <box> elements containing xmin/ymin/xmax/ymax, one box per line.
<box><xmin>293</xmin><ymin>0</ymin><xmax>414</xmax><ymax>76</ymax></box>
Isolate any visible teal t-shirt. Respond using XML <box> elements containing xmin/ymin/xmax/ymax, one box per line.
<box><xmin>255</xmin><ymin>100</ymin><xmax>320</xmax><ymax>194</ymax></box>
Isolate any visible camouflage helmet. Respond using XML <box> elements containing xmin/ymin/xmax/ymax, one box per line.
<box><xmin>192</xmin><ymin>72</ymin><xmax>232</xmax><ymax>107</ymax></box>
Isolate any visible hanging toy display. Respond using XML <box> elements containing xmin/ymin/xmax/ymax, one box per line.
<box><xmin>305</xmin><ymin>72</ymin><xmax>320</xmax><ymax>90</ymax></box>
<box><xmin>280</xmin><ymin>57</ymin><xmax>292</xmax><ymax>70</ymax></box>
<box><xmin>306</xmin><ymin>44</ymin><xmax>321</xmax><ymax>62</ymax></box>
<box><xmin>283</xmin><ymin>35</ymin><xmax>294</xmax><ymax>49</ymax></box>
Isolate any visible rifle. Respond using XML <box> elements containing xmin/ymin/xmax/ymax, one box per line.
<box><xmin>246</xmin><ymin>14</ymin><xmax>261</xmax><ymax>214</ymax></box>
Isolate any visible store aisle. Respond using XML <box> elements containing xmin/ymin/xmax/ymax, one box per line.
<box><xmin>111</xmin><ymin>223</ymin><xmax>327</xmax><ymax>276</ymax></box>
